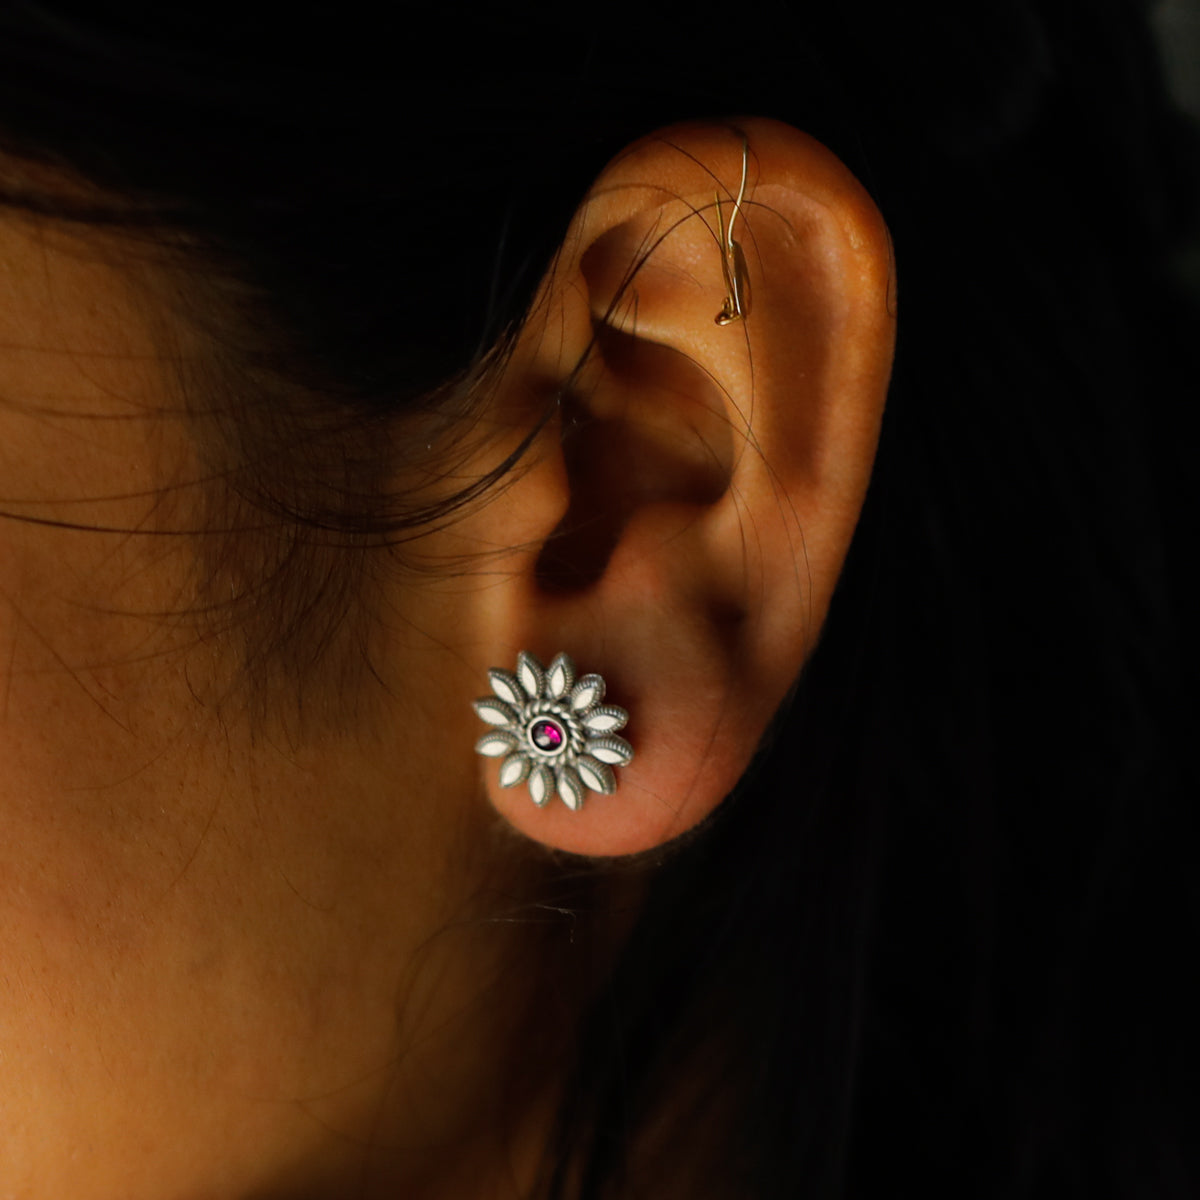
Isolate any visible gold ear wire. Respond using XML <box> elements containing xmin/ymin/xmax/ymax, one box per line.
<box><xmin>714</xmin><ymin>137</ymin><xmax>751</xmax><ymax>326</ymax></box>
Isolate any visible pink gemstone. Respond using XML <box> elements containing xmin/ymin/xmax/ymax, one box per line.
<box><xmin>530</xmin><ymin>718</ymin><xmax>565</xmax><ymax>752</ymax></box>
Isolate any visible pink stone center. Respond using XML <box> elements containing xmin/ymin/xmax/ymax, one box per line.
<box><xmin>530</xmin><ymin>718</ymin><xmax>565</xmax><ymax>753</ymax></box>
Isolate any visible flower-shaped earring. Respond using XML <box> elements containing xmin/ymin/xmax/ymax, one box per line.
<box><xmin>473</xmin><ymin>652</ymin><xmax>633</xmax><ymax>811</ymax></box>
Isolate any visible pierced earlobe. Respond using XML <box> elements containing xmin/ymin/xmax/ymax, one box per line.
<box><xmin>473</xmin><ymin>652</ymin><xmax>633</xmax><ymax>811</ymax></box>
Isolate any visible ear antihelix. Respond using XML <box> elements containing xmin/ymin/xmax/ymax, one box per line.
<box><xmin>473</xmin><ymin>652</ymin><xmax>633</xmax><ymax>812</ymax></box>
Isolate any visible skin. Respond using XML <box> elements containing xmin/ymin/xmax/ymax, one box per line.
<box><xmin>0</xmin><ymin>206</ymin><xmax>593</xmax><ymax>1197</ymax></box>
<box><xmin>0</xmin><ymin>119</ymin><xmax>893</xmax><ymax>1197</ymax></box>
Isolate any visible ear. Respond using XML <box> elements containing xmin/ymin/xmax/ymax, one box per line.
<box><xmin>467</xmin><ymin>118</ymin><xmax>895</xmax><ymax>857</ymax></box>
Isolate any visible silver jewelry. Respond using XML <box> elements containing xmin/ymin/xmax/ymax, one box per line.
<box><xmin>473</xmin><ymin>652</ymin><xmax>633</xmax><ymax>811</ymax></box>
<box><xmin>714</xmin><ymin>134</ymin><xmax>750</xmax><ymax>326</ymax></box>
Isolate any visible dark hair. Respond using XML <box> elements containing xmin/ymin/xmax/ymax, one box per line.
<box><xmin>2</xmin><ymin>2</ymin><xmax>1197</xmax><ymax>1197</ymax></box>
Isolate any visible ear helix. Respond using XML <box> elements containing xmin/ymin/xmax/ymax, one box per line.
<box><xmin>473</xmin><ymin>652</ymin><xmax>633</xmax><ymax>811</ymax></box>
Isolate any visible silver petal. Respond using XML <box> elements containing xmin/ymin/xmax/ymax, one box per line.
<box><xmin>488</xmin><ymin>668</ymin><xmax>524</xmax><ymax>706</ymax></box>
<box><xmin>516</xmin><ymin>651</ymin><xmax>545</xmax><ymax>699</ymax></box>
<box><xmin>581</xmin><ymin>705</ymin><xmax>627</xmax><ymax>734</ymax></box>
<box><xmin>528</xmin><ymin>763</ymin><xmax>554</xmax><ymax>807</ymax></box>
<box><xmin>474</xmin><ymin>697</ymin><xmax>518</xmax><ymax>727</ymax></box>
<box><xmin>569</xmin><ymin>673</ymin><xmax>606</xmax><ymax>712</ymax></box>
<box><xmin>576</xmin><ymin>755</ymin><xmax>615</xmax><ymax>795</ymax></box>
<box><xmin>586</xmin><ymin>734</ymin><xmax>632</xmax><ymax>766</ymax></box>
<box><xmin>545</xmin><ymin>652</ymin><xmax>575</xmax><ymax>700</ymax></box>
<box><xmin>476</xmin><ymin>731</ymin><xmax>518</xmax><ymax>758</ymax></box>
<box><xmin>556</xmin><ymin>764</ymin><xmax>585</xmax><ymax>811</ymax></box>
<box><xmin>498</xmin><ymin>752</ymin><xmax>532</xmax><ymax>788</ymax></box>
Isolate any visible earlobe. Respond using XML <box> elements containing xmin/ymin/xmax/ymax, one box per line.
<box><xmin>470</xmin><ymin>118</ymin><xmax>895</xmax><ymax>857</ymax></box>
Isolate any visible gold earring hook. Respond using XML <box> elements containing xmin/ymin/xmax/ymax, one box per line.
<box><xmin>714</xmin><ymin>137</ymin><xmax>750</xmax><ymax>326</ymax></box>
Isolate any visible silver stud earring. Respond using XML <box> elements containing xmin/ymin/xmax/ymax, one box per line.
<box><xmin>473</xmin><ymin>652</ymin><xmax>633</xmax><ymax>811</ymax></box>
